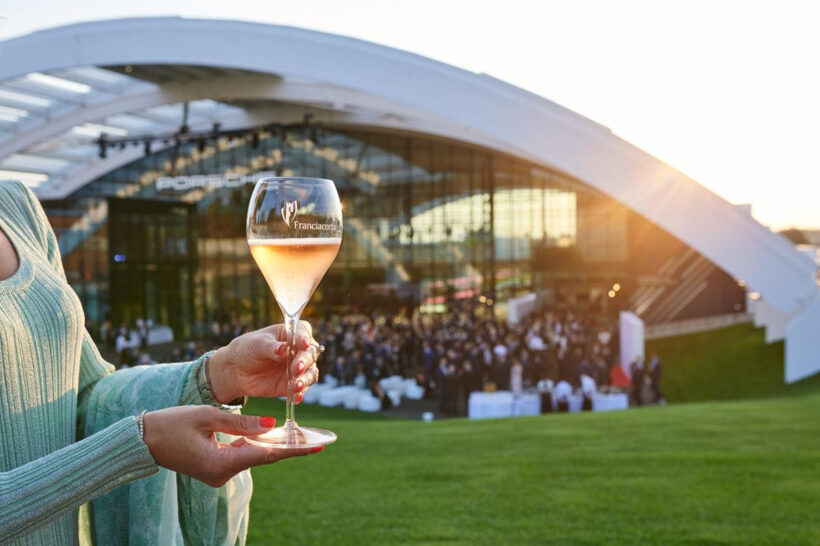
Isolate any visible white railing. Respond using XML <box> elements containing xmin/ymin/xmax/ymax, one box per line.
<box><xmin>645</xmin><ymin>312</ymin><xmax>753</xmax><ymax>340</ymax></box>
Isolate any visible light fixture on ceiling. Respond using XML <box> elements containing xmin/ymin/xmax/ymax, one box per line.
<box><xmin>0</xmin><ymin>104</ymin><xmax>30</xmax><ymax>122</ymax></box>
<box><xmin>93</xmin><ymin>112</ymin><xmax>324</xmax><ymax>159</ymax></box>
<box><xmin>0</xmin><ymin>169</ymin><xmax>48</xmax><ymax>188</ymax></box>
<box><xmin>0</xmin><ymin>89</ymin><xmax>53</xmax><ymax>108</ymax></box>
<box><xmin>73</xmin><ymin>123</ymin><xmax>129</xmax><ymax>138</ymax></box>
<box><xmin>26</xmin><ymin>72</ymin><xmax>92</xmax><ymax>94</ymax></box>
<box><xmin>3</xmin><ymin>153</ymin><xmax>69</xmax><ymax>171</ymax></box>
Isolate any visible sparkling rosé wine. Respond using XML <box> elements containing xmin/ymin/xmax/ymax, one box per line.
<box><xmin>249</xmin><ymin>237</ymin><xmax>341</xmax><ymax>317</ymax></box>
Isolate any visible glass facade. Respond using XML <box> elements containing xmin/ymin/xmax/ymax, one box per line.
<box><xmin>42</xmin><ymin>126</ymin><xmax>743</xmax><ymax>336</ymax></box>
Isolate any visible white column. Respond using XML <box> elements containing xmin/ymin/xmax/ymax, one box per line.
<box><xmin>785</xmin><ymin>292</ymin><xmax>820</xmax><ymax>383</ymax></box>
<box><xmin>619</xmin><ymin>311</ymin><xmax>645</xmax><ymax>377</ymax></box>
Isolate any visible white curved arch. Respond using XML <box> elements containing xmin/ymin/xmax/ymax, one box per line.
<box><xmin>0</xmin><ymin>17</ymin><xmax>817</xmax><ymax>379</ymax></box>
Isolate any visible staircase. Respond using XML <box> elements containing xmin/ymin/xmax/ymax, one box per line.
<box><xmin>345</xmin><ymin>217</ymin><xmax>411</xmax><ymax>282</ymax></box>
<box><xmin>630</xmin><ymin>249</ymin><xmax>717</xmax><ymax>324</ymax></box>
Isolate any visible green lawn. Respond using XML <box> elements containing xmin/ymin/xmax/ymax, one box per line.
<box><xmin>647</xmin><ymin>323</ymin><xmax>820</xmax><ymax>402</ymax></box>
<box><xmin>244</xmin><ymin>390</ymin><xmax>820</xmax><ymax>545</ymax></box>
<box><xmin>241</xmin><ymin>324</ymin><xmax>820</xmax><ymax>544</ymax></box>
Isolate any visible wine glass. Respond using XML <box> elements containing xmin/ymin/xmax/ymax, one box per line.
<box><xmin>244</xmin><ymin>177</ymin><xmax>342</xmax><ymax>448</ymax></box>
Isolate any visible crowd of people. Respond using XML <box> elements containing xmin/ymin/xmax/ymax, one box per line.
<box><xmin>314</xmin><ymin>307</ymin><xmax>619</xmax><ymax>416</ymax></box>
<box><xmin>95</xmin><ymin>318</ymin><xmax>241</xmax><ymax>367</ymax></box>
<box><xmin>92</xmin><ymin>303</ymin><xmax>665</xmax><ymax>417</ymax></box>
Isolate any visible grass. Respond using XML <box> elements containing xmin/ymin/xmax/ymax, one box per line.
<box><xmin>647</xmin><ymin>323</ymin><xmax>820</xmax><ymax>402</ymax></box>
<box><xmin>240</xmin><ymin>323</ymin><xmax>820</xmax><ymax>544</ymax></box>
<box><xmin>244</xmin><ymin>391</ymin><xmax>820</xmax><ymax>545</ymax></box>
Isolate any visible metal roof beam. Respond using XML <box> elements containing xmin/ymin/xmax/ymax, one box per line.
<box><xmin>0</xmin><ymin>73</ymin><xmax>474</xmax><ymax>162</ymax></box>
<box><xmin>36</xmin><ymin>103</ymin><xmax>485</xmax><ymax>200</ymax></box>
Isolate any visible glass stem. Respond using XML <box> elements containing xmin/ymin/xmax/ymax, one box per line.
<box><xmin>284</xmin><ymin>314</ymin><xmax>299</xmax><ymax>427</ymax></box>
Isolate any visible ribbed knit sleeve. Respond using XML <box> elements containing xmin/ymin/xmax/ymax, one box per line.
<box><xmin>180</xmin><ymin>350</ymin><xmax>246</xmax><ymax>408</ymax></box>
<box><xmin>0</xmin><ymin>417</ymin><xmax>158</xmax><ymax>543</ymax></box>
<box><xmin>12</xmin><ymin>179</ymin><xmax>222</xmax><ymax>411</ymax></box>
<box><xmin>76</xmin><ymin>330</ymin><xmax>223</xmax><ymax>415</ymax></box>
<box><xmin>182</xmin><ymin>351</ymin><xmax>220</xmax><ymax>406</ymax></box>
<box><xmin>0</xmin><ymin>181</ymin><xmax>251</xmax><ymax>544</ymax></box>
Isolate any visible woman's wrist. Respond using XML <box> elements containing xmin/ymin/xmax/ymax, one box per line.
<box><xmin>141</xmin><ymin>411</ymin><xmax>157</xmax><ymax>456</ymax></box>
<box><xmin>206</xmin><ymin>347</ymin><xmax>241</xmax><ymax>404</ymax></box>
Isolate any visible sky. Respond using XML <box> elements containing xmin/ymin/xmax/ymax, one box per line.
<box><xmin>0</xmin><ymin>0</ymin><xmax>818</xmax><ymax>230</ymax></box>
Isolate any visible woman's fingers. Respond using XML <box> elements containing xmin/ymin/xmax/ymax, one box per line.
<box><xmin>271</xmin><ymin>339</ymin><xmax>288</xmax><ymax>359</ymax></box>
<box><xmin>259</xmin><ymin>321</ymin><xmax>316</xmax><ymax>353</ymax></box>
<box><xmin>294</xmin><ymin>320</ymin><xmax>315</xmax><ymax>351</ymax></box>
<box><xmin>207</xmin><ymin>408</ymin><xmax>278</xmax><ymax>436</ymax></box>
<box><xmin>289</xmin><ymin>343</ymin><xmax>323</xmax><ymax>402</ymax></box>
<box><xmin>238</xmin><ymin>332</ymin><xmax>285</xmax><ymax>362</ymax></box>
<box><xmin>303</xmin><ymin>365</ymin><xmax>319</xmax><ymax>388</ymax></box>
<box><xmin>142</xmin><ymin>406</ymin><xmax>325</xmax><ymax>489</ymax></box>
<box><xmin>226</xmin><ymin>437</ymin><xmax>249</xmax><ymax>448</ymax></box>
<box><xmin>291</xmin><ymin>342</ymin><xmax>321</xmax><ymax>375</ymax></box>
<box><xmin>297</xmin><ymin>319</ymin><xmax>313</xmax><ymax>337</ymax></box>
<box><xmin>291</xmin><ymin>364</ymin><xmax>319</xmax><ymax>395</ymax></box>
<box><xmin>222</xmin><ymin>443</ymin><xmax>324</xmax><ymax>474</ymax></box>
<box><xmin>266</xmin><ymin>321</ymin><xmax>313</xmax><ymax>344</ymax></box>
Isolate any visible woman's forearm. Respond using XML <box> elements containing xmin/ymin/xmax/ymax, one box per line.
<box><xmin>0</xmin><ymin>417</ymin><xmax>157</xmax><ymax>542</ymax></box>
<box><xmin>76</xmin><ymin>329</ymin><xmax>228</xmax><ymax>439</ymax></box>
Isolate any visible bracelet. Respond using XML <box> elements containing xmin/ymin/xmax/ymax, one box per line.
<box><xmin>137</xmin><ymin>409</ymin><xmax>147</xmax><ymax>441</ymax></box>
<box><xmin>203</xmin><ymin>354</ymin><xmax>246</xmax><ymax>409</ymax></box>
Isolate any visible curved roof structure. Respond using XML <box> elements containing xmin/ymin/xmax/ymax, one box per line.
<box><xmin>0</xmin><ymin>17</ymin><xmax>817</xmax><ymax>380</ymax></box>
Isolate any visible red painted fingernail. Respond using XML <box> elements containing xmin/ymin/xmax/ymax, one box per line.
<box><xmin>310</xmin><ymin>446</ymin><xmax>324</xmax><ymax>454</ymax></box>
<box><xmin>258</xmin><ymin>416</ymin><xmax>276</xmax><ymax>428</ymax></box>
<box><xmin>275</xmin><ymin>343</ymin><xmax>287</xmax><ymax>356</ymax></box>
<box><xmin>295</xmin><ymin>380</ymin><xmax>303</xmax><ymax>391</ymax></box>
<box><xmin>296</xmin><ymin>362</ymin><xmax>304</xmax><ymax>374</ymax></box>
<box><xmin>295</xmin><ymin>393</ymin><xmax>303</xmax><ymax>404</ymax></box>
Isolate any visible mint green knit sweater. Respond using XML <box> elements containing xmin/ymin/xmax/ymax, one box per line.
<box><xmin>0</xmin><ymin>181</ymin><xmax>250</xmax><ymax>545</ymax></box>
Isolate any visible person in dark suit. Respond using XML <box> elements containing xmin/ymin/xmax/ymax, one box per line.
<box><xmin>333</xmin><ymin>356</ymin><xmax>346</xmax><ymax>384</ymax></box>
<box><xmin>459</xmin><ymin>361</ymin><xmax>481</xmax><ymax>416</ymax></box>
<box><xmin>649</xmin><ymin>353</ymin><xmax>664</xmax><ymax>403</ymax></box>
<box><xmin>421</xmin><ymin>340</ymin><xmax>435</xmax><ymax>386</ymax></box>
<box><xmin>436</xmin><ymin>357</ymin><xmax>451</xmax><ymax>415</ymax></box>
<box><xmin>371</xmin><ymin>381</ymin><xmax>393</xmax><ymax>411</ymax></box>
<box><xmin>630</xmin><ymin>356</ymin><xmax>645</xmax><ymax>406</ymax></box>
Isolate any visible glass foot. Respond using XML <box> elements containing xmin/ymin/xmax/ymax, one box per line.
<box><xmin>245</xmin><ymin>422</ymin><xmax>337</xmax><ymax>449</ymax></box>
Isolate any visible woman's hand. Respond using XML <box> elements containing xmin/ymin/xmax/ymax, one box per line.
<box><xmin>142</xmin><ymin>406</ymin><xmax>322</xmax><ymax>487</ymax></box>
<box><xmin>206</xmin><ymin>322</ymin><xmax>320</xmax><ymax>404</ymax></box>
